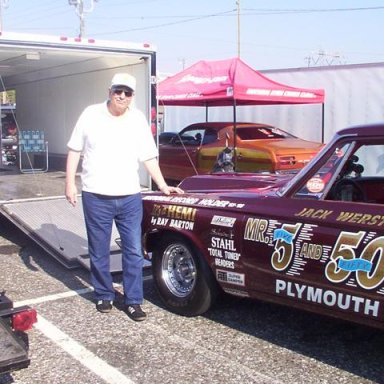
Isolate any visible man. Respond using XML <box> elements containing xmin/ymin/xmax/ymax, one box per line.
<box><xmin>65</xmin><ymin>73</ymin><xmax>183</xmax><ymax>321</ymax></box>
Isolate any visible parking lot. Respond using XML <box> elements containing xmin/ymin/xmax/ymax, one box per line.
<box><xmin>0</xmin><ymin>214</ymin><xmax>383</xmax><ymax>384</ymax></box>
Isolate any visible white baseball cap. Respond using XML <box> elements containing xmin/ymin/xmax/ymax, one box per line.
<box><xmin>110</xmin><ymin>73</ymin><xmax>136</xmax><ymax>91</ymax></box>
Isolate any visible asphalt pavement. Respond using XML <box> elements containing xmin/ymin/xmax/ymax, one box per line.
<box><xmin>0</xmin><ymin>215</ymin><xmax>383</xmax><ymax>384</ymax></box>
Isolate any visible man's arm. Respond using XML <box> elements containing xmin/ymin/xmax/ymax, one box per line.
<box><xmin>143</xmin><ymin>157</ymin><xmax>184</xmax><ymax>195</ymax></box>
<box><xmin>65</xmin><ymin>149</ymin><xmax>81</xmax><ymax>206</ymax></box>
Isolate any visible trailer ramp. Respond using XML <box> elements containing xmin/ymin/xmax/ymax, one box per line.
<box><xmin>0</xmin><ymin>196</ymin><xmax>138</xmax><ymax>272</ymax></box>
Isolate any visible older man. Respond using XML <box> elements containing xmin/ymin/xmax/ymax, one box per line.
<box><xmin>65</xmin><ymin>73</ymin><xmax>183</xmax><ymax>321</ymax></box>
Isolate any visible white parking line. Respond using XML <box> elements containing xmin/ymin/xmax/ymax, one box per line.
<box><xmin>15</xmin><ymin>287</ymin><xmax>94</xmax><ymax>307</ymax></box>
<box><xmin>16</xmin><ymin>275</ymin><xmax>152</xmax><ymax>307</ymax></box>
<box><xmin>15</xmin><ymin>277</ymin><xmax>280</xmax><ymax>384</ymax></box>
<box><xmin>34</xmin><ymin>314</ymin><xmax>135</xmax><ymax>384</ymax></box>
<box><xmin>15</xmin><ymin>284</ymin><xmax>150</xmax><ymax>384</ymax></box>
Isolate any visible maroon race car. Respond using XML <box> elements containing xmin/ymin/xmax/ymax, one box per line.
<box><xmin>142</xmin><ymin>122</ymin><xmax>384</xmax><ymax>330</ymax></box>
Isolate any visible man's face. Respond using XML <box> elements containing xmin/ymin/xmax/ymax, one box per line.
<box><xmin>108</xmin><ymin>86</ymin><xmax>134</xmax><ymax>116</ymax></box>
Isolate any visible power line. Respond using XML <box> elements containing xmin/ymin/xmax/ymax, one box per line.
<box><xmin>3</xmin><ymin>2</ymin><xmax>72</xmax><ymax>31</ymax></box>
<box><xmin>90</xmin><ymin>8</ymin><xmax>236</xmax><ymax>36</ymax></box>
<box><xmin>90</xmin><ymin>5</ymin><xmax>384</xmax><ymax>20</ymax></box>
<box><xmin>242</xmin><ymin>6</ymin><xmax>384</xmax><ymax>15</ymax></box>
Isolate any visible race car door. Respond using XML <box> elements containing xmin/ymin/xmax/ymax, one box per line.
<box><xmin>241</xmin><ymin>139</ymin><xmax>384</xmax><ymax>327</ymax></box>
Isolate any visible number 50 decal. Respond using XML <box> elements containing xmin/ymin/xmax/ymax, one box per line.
<box><xmin>325</xmin><ymin>231</ymin><xmax>384</xmax><ymax>290</ymax></box>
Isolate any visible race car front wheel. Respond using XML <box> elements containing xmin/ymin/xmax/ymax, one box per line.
<box><xmin>152</xmin><ymin>234</ymin><xmax>218</xmax><ymax>316</ymax></box>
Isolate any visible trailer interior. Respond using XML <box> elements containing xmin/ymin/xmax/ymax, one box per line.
<box><xmin>0</xmin><ymin>33</ymin><xmax>156</xmax><ymax>272</ymax></box>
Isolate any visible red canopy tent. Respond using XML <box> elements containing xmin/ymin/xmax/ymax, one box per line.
<box><xmin>157</xmin><ymin>57</ymin><xmax>326</xmax><ymax>140</ymax></box>
<box><xmin>158</xmin><ymin>57</ymin><xmax>324</xmax><ymax>106</ymax></box>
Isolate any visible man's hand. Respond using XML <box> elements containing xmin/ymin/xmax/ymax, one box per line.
<box><xmin>159</xmin><ymin>184</ymin><xmax>184</xmax><ymax>195</ymax></box>
<box><xmin>65</xmin><ymin>183</ymin><xmax>78</xmax><ymax>206</ymax></box>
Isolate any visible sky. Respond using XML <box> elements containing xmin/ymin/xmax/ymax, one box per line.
<box><xmin>1</xmin><ymin>0</ymin><xmax>384</xmax><ymax>74</ymax></box>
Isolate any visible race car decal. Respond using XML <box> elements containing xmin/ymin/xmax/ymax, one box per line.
<box><xmin>244</xmin><ymin>218</ymin><xmax>270</xmax><ymax>244</ymax></box>
<box><xmin>198</xmin><ymin>198</ymin><xmax>245</xmax><ymax>209</ymax></box>
<box><xmin>143</xmin><ymin>195</ymin><xmax>245</xmax><ymax>209</ymax></box>
<box><xmin>217</xmin><ymin>269</ymin><xmax>245</xmax><ymax>286</ymax></box>
<box><xmin>306</xmin><ymin>177</ymin><xmax>325</xmax><ymax>193</ymax></box>
<box><xmin>214</xmin><ymin>258</ymin><xmax>235</xmax><ymax>269</ymax></box>
<box><xmin>325</xmin><ymin>230</ymin><xmax>384</xmax><ymax>290</ymax></box>
<box><xmin>295</xmin><ymin>207</ymin><xmax>384</xmax><ymax>227</ymax></box>
<box><xmin>271</xmin><ymin>223</ymin><xmax>302</xmax><ymax>271</ymax></box>
<box><xmin>143</xmin><ymin>195</ymin><xmax>200</xmax><ymax>204</ymax></box>
<box><xmin>208</xmin><ymin>236</ymin><xmax>241</xmax><ymax>270</ymax></box>
<box><xmin>275</xmin><ymin>279</ymin><xmax>380</xmax><ymax>318</ymax></box>
<box><xmin>210</xmin><ymin>227</ymin><xmax>234</xmax><ymax>239</ymax></box>
<box><xmin>295</xmin><ymin>207</ymin><xmax>332</xmax><ymax>220</ymax></box>
<box><xmin>209</xmin><ymin>215</ymin><xmax>240</xmax><ymax>270</ymax></box>
<box><xmin>211</xmin><ymin>237</ymin><xmax>236</xmax><ymax>250</ymax></box>
<box><xmin>336</xmin><ymin>211</ymin><xmax>384</xmax><ymax>226</ymax></box>
<box><xmin>150</xmin><ymin>204</ymin><xmax>197</xmax><ymax>231</ymax></box>
<box><xmin>244</xmin><ymin>216</ymin><xmax>384</xmax><ymax>293</ymax></box>
<box><xmin>211</xmin><ymin>215</ymin><xmax>236</xmax><ymax>228</ymax></box>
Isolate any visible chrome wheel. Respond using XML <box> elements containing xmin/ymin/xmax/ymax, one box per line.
<box><xmin>161</xmin><ymin>242</ymin><xmax>196</xmax><ymax>298</ymax></box>
<box><xmin>153</xmin><ymin>234</ymin><xmax>219</xmax><ymax>315</ymax></box>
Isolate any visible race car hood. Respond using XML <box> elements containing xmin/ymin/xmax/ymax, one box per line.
<box><xmin>178</xmin><ymin>172</ymin><xmax>293</xmax><ymax>193</ymax></box>
<box><xmin>142</xmin><ymin>172</ymin><xmax>290</xmax><ymax>213</ymax></box>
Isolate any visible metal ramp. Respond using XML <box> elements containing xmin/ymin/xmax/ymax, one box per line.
<box><xmin>0</xmin><ymin>196</ymin><xmax>149</xmax><ymax>272</ymax></box>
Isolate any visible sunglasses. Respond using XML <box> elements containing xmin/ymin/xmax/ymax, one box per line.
<box><xmin>112</xmin><ymin>88</ymin><xmax>134</xmax><ymax>97</ymax></box>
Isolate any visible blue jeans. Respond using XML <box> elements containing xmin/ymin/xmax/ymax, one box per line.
<box><xmin>82</xmin><ymin>191</ymin><xmax>144</xmax><ymax>305</ymax></box>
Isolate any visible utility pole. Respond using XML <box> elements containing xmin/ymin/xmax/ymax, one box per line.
<box><xmin>0</xmin><ymin>0</ymin><xmax>10</xmax><ymax>33</ymax></box>
<box><xmin>178</xmin><ymin>57</ymin><xmax>186</xmax><ymax>70</ymax></box>
<box><xmin>68</xmin><ymin>0</ymin><xmax>98</xmax><ymax>38</ymax></box>
<box><xmin>236</xmin><ymin>0</ymin><xmax>241</xmax><ymax>57</ymax></box>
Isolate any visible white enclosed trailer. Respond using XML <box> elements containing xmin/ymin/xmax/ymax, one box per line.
<box><xmin>0</xmin><ymin>31</ymin><xmax>157</xmax><ymax>186</ymax></box>
<box><xmin>260</xmin><ymin>62</ymin><xmax>384</xmax><ymax>143</ymax></box>
<box><xmin>161</xmin><ymin>62</ymin><xmax>384</xmax><ymax>144</ymax></box>
<box><xmin>0</xmin><ymin>32</ymin><xmax>157</xmax><ymax>271</ymax></box>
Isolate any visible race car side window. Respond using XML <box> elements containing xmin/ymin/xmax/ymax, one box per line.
<box><xmin>174</xmin><ymin>128</ymin><xmax>205</xmax><ymax>146</ymax></box>
<box><xmin>353</xmin><ymin>144</ymin><xmax>384</xmax><ymax>177</ymax></box>
<box><xmin>325</xmin><ymin>143</ymin><xmax>384</xmax><ymax>203</ymax></box>
<box><xmin>202</xmin><ymin>129</ymin><xmax>218</xmax><ymax>145</ymax></box>
<box><xmin>293</xmin><ymin>142</ymin><xmax>352</xmax><ymax>200</ymax></box>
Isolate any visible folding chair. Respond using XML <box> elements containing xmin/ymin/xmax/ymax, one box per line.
<box><xmin>19</xmin><ymin>130</ymin><xmax>49</xmax><ymax>173</ymax></box>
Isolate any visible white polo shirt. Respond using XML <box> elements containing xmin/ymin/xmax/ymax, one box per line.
<box><xmin>67</xmin><ymin>101</ymin><xmax>158</xmax><ymax>196</ymax></box>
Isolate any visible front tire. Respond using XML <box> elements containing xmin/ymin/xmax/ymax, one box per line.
<box><xmin>152</xmin><ymin>234</ymin><xmax>218</xmax><ymax>316</ymax></box>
